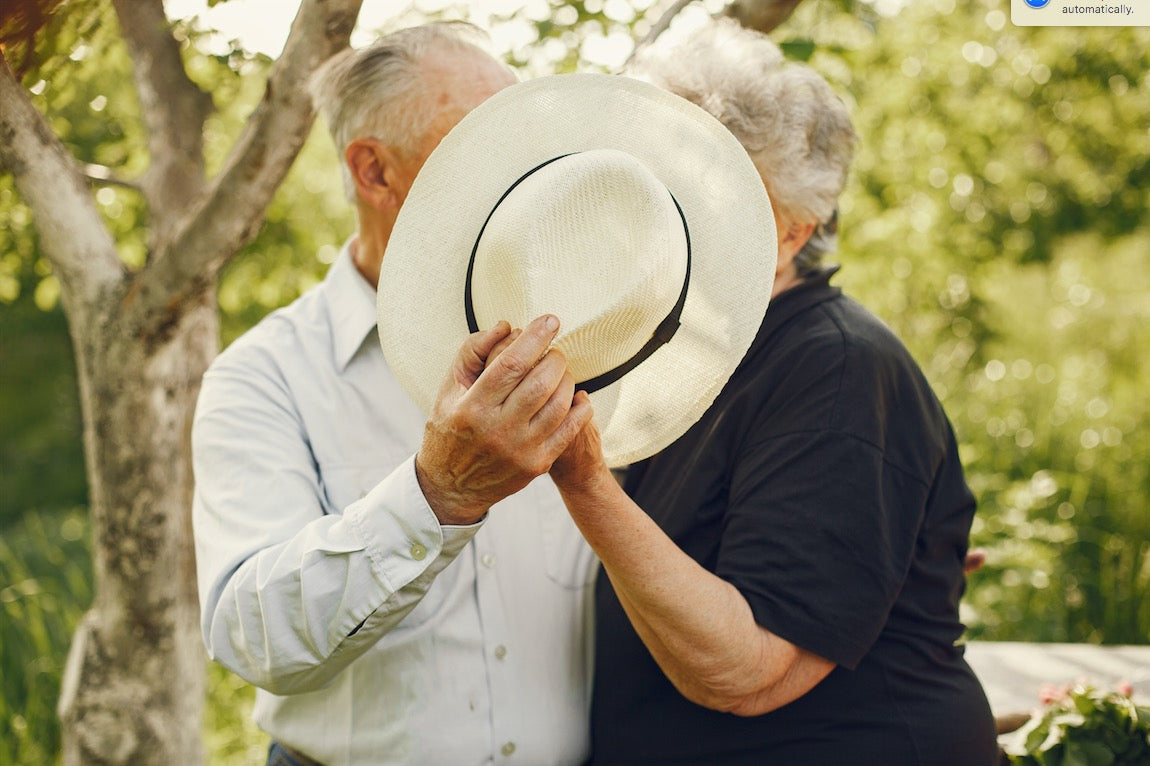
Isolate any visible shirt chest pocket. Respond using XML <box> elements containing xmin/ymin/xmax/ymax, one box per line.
<box><xmin>317</xmin><ymin>447</ymin><xmax>410</xmax><ymax>515</ymax></box>
<box><xmin>531</xmin><ymin>480</ymin><xmax>599</xmax><ymax>590</ymax></box>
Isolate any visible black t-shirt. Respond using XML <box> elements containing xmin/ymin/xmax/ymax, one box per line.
<box><xmin>590</xmin><ymin>270</ymin><xmax>998</xmax><ymax>766</ymax></box>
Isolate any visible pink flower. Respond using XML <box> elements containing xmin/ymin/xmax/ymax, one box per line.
<box><xmin>1038</xmin><ymin>683</ymin><xmax>1069</xmax><ymax>704</ymax></box>
<box><xmin>1116</xmin><ymin>681</ymin><xmax>1134</xmax><ymax>697</ymax></box>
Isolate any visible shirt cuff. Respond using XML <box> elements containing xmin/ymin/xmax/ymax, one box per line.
<box><xmin>344</xmin><ymin>456</ymin><xmax>483</xmax><ymax>592</ymax></box>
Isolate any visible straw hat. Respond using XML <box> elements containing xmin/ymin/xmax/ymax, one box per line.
<box><xmin>377</xmin><ymin>73</ymin><xmax>777</xmax><ymax>467</ymax></box>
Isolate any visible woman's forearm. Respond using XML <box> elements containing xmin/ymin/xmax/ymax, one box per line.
<box><xmin>554</xmin><ymin>467</ymin><xmax>833</xmax><ymax>714</ymax></box>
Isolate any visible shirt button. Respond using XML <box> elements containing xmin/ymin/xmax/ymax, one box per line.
<box><xmin>410</xmin><ymin>543</ymin><xmax>427</xmax><ymax>561</ymax></box>
<box><xmin>501</xmin><ymin>742</ymin><xmax>516</xmax><ymax>756</ymax></box>
<box><xmin>481</xmin><ymin>552</ymin><xmax>495</xmax><ymax>568</ymax></box>
<box><xmin>494</xmin><ymin>645</ymin><xmax>507</xmax><ymax>660</ymax></box>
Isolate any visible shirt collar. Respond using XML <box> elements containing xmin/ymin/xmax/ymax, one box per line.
<box><xmin>326</xmin><ymin>239</ymin><xmax>380</xmax><ymax>371</ymax></box>
<box><xmin>742</xmin><ymin>264</ymin><xmax>843</xmax><ymax>362</ymax></box>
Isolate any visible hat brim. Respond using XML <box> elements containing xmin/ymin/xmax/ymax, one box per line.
<box><xmin>378</xmin><ymin>73</ymin><xmax>777</xmax><ymax>467</ymax></box>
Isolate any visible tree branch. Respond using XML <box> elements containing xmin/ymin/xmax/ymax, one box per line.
<box><xmin>0</xmin><ymin>51</ymin><xmax>125</xmax><ymax>310</ymax></box>
<box><xmin>111</xmin><ymin>0</ymin><xmax>211</xmax><ymax>242</ymax></box>
<box><xmin>82</xmin><ymin>162</ymin><xmax>142</xmax><ymax>191</ymax></box>
<box><xmin>125</xmin><ymin>0</ymin><xmax>361</xmax><ymax>329</ymax></box>
<box><xmin>628</xmin><ymin>0</ymin><xmax>695</xmax><ymax>66</ymax></box>
<box><xmin>625</xmin><ymin>0</ymin><xmax>807</xmax><ymax>68</ymax></box>
<box><xmin>723</xmin><ymin>0</ymin><xmax>805</xmax><ymax>34</ymax></box>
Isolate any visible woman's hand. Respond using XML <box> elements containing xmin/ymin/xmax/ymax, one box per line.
<box><xmin>549</xmin><ymin>392</ymin><xmax>612</xmax><ymax>495</ymax></box>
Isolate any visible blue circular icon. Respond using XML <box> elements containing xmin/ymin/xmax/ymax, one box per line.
<box><xmin>1024</xmin><ymin>0</ymin><xmax>1050</xmax><ymax>7</ymax></box>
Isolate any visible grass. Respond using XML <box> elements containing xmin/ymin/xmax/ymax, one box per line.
<box><xmin>1</xmin><ymin>507</ymin><xmax>268</xmax><ymax>766</ymax></box>
<box><xmin>1</xmin><ymin>507</ymin><xmax>91</xmax><ymax>766</ymax></box>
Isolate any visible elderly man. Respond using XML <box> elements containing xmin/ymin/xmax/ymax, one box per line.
<box><xmin>192</xmin><ymin>23</ymin><xmax>594</xmax><ymax>766</ymax></box>
<box><xmin>545</xmin><ymin>19</ymin><xmax>999</xmax><ymax>766</ymax></box>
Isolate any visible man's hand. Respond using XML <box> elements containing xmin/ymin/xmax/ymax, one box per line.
<box><xmin>963</xmin><ymin>547</ymin><xmax>987</xmax><ymax>575</ymax></box>
<box><xmin>415</xmin><ymin>315</ymin><xmax>594</xmax><ymax>525</ymax></box>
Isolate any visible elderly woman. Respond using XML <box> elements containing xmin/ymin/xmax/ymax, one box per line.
<box><xmin>547</xmin><ymin>18</ymin><xmax>999</xmax><ymax>766</ymax></box>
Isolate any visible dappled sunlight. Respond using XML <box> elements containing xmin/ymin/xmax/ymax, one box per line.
<box><xmin>1</xmin><ymin>0</ymin><xmax>1147</xmax><ymax>760</ymax></box>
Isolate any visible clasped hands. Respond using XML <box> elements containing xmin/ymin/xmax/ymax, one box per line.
<box><xmin>414</xmin><ymin>315</ymin><xmax>606</xmax><ymax>526</ymax></box>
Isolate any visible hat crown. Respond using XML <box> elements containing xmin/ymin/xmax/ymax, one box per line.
<box><xmin>471</xmin><ymin>149</ymin><xmax>689</xmax><ymax>384</ymax></box>
<box><xmin>378</xmin><ymin>73</ymin><xmax>777</xmax><ymax>467</ymax></box>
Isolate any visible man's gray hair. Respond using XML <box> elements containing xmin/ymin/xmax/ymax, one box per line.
<box><xmin>309</xmin><ymin>22</ymin><xmax>503</xmax><ymax>201</ymax></box>
<box><xmin>627</xmin><ymin>18</ymin><xmax>856</xmax><ymax>274</ymax></box>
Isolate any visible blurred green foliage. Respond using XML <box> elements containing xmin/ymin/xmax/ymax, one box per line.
<box><xmin>0</xmin><ymin>281</ymin><xmax>86</xmax><ymax>516</ymax></box>
<box><xmin>202</xmin><ymin>661</ymin><xmax>271</xmax><ymax>765</ymax></box>
<box><xmin>1</xmin><ymin>0</ymin><xmax>1148</xmax><ymax>763</ymax></box>
<box><xmin>0</xmin><ymin>509</ymin><xmax>91</xmax><ymax>765</ymax></box>
<box><xmin>814</xmin><ymin>0</ymin><xmax>1150</xmax><ymax>645</ymax></box>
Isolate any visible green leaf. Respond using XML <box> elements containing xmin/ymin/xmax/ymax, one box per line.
<box><xmin>1024</xmin><ymin>719</ymin><xmax>1054</xmax><ymax>752</ymax></box>
<box><xmin>778</xmin><ymin>39</ymin><xmax>816</xmax><ymax>62</ymax></box>
<box><xmin>1063</xmin><ymin>739</ymin><xmax>1115</xmax><ymax>766</ymax></box>
<box><xmin>1103</xmin><ymin>725</ymin><xmax>1130</xmax><ymax>754</ymax></box>
<box><xmin>1120</xmin><ymin>736</ymin><xmax>1147</xmax><ymax>764</ymax></box>
<box><xmin>1075</xmin><ymin>694</ymin><xmax>1100</xmax><ymax>716</ymax></box>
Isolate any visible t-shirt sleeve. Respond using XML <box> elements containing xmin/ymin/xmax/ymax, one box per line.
<box><xmin>717</xmin><ymin>414</ymin><xmax>929</xmax><ymax>671</ymax></box>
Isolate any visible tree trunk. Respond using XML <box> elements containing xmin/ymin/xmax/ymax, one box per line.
<box><xmin>0</xmin><ymin>2</ymin><xmax>390</xmax><ymax>760</ymax></box>
<box><xmin>57</xmin><ymin>290</ymin><xmax>217</xmax><ymax>765</ymax></box>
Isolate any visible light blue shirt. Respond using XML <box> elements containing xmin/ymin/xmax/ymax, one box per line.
<box><xmin>193</xmin><ymin>243</ymin><xmax>595</xmax><ymax>766</ymax></box>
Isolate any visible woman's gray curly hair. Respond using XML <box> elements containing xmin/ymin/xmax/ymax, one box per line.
<box><xmin>626</xmin><ymin>18</ymin><xmax>856</xmax><ymax>275</ymax></box>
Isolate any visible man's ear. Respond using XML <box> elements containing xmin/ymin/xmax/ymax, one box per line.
<box><xmin>345</xmin><ymin>138</ymin><xmax>404</xmax><ymax>211</ymax></box>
